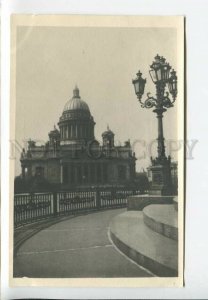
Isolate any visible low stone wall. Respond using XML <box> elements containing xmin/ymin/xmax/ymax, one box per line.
<box><xmin>143</xmin><ymin>209</ymin><xmax>178</xmax><ymax>241</ymax></box>
<box><xmin>127</xmin><ymin>194</ymin><xmax>174</xmax><ymax>211</ymax></box>
<box><xmin>110</xmin><ymin>229</ymin><xmax>178</xmax><ymax>277</ymax></box>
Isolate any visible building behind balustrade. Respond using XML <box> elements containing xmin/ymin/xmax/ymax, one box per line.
<box><xmin>19</xmin><ymin>86</ymin><xmax>136</xmax><ymax>190</ymax></box>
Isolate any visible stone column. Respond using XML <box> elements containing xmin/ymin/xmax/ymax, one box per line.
<box><xmin>80</xmin><ymin>164</ymin><xmax>84</xmax><ymax>185</ymax></box>
<box><xmin>101</xmin><ymin>163</ymin><xmax>104</xmax><ymax>183</ymax></box>
<box><xmin>88</xmin><ymin>164</ymin><xmax>91</xmax><ymax>184</ymax></box>
<box><xmin>78</xmin><ymin>124</ymin><xmax>81</xmax><ymax>139</ymax></box>
<box><xmin>88</xmin><ymin>125</ymin><xmax>91</xmax><ymax>139</ymax></box>
<box><xmin>60</xmin><ymin>164</ymin><xmax>63</xmax><ymax>184</ymax></box>
<box><xmin>75</xmin><ymin>124</ymin><xmax>78</xmax><ymax>138</ymax></box>
<box><xmin>69</xmin><ymin>124</ymin><xmax>71</xmax><ymax>138</ymax></box>
<box><xmin>71</xmin><ymin>125</ymin><xmax>73</xmax><ymax>138</ymax></box>
<box><xmin>67</xmin><ymin>164</ymin><xmax>70</xmax><ymax>184</ymax></box>
<box><xmin>22</xmin><ymin>166</ymin><xmax>25</xmax><ymax>178</ymax></box>
<box><xmin>80</xmin><ymin>125</ymin><xmax>82</xmax><ymax>138</ymax></box>
<box><xmin>74</xmin><ymin>165</ymin><xmax>78</xmax><ymax>185</ymax></box>
<box><xmin>97</xmin><ymin>164</ymin><xmax>100</xmax><ymax>183</ymax></box>
<box><xmin>126</xmin><ymin>165</ymin><xmax>130</xmax><ymax>180</ymax></box>
<box><xmin>85</xmin><ymin>164</ymin><xmax>88</xmax><ymax>183</ymax></box>
<box><xmin>68</xmin><ymin>125</ymin><xmax>70</xmax><ymax>138</ymax></box>
<box><xmin>73</xmin><ymin>124</ymin><xmax>75</xmax><ymax>139</ymax></box>
<box><xmin>82</xmin><ymin>126</ymin><xmax>84</xmax><ymax>138</ymax></box>
<box><xmin>64</xmin><ymin>127</ymin><xmax>66</xmax><ymax>139</ymax></box>
<box><xmin>84</xmin><ymin>126</ymin><xmax>86</xmax><ymax>138</ymax></box>
<box><xmin>86</xmin><ymin>125</ymin><xmax>88</xmax><ymax>139</ymax></box>
<box><xmin>70</xmin><ymin>164</ymin><xmax>74</xmax><ymax>184</ymax></box>
<box><xmin>90</xmin><ymin>164</ymin><xmax>94</xmax><ymax>184</ymax></box>
<box><xmin>94</xmin><ymin>163</ymin><xmax>97</xmax><ymax>184</ymax></box>
<box><xmin>70</xmin><ymin>124</ymin><xmax>72</xmax><ymax>138</ymax></box>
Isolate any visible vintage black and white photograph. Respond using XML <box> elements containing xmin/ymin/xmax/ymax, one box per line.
<box><xmin>10</xmin><ymin>15</ymin><xmax>184</xmax><ymax>287</ymax></box>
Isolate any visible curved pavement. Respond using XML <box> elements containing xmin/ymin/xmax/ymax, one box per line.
<box><xmin>14</xmin><ymin>209</ymin><xmax>152</xmax><ymax>278</ymax></box>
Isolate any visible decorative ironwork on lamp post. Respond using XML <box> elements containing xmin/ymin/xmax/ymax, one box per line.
<box><xmin>132</xmin><ymin>55</ymin><xmax>177</xmax><ymax>194</ymax></box>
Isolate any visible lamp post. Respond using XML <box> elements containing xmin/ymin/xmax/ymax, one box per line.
<box><xmin>132</xmin><ymin>55</ymin><xmax>177</xmax><ymax>195</ymax></box>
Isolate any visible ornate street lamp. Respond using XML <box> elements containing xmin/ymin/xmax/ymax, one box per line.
<box><xmin>132</xmin><ymin>55</ymin><xmax>177</xmax><ymax>195</ymax></box>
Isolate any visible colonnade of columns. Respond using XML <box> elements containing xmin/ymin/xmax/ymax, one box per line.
<box><xmin>61</xmin><ymin>162</ymin><xmax>108</xmax><ymax>185</ymax></box>
<box><xmin>60</xmin><ymin>123</ymin><xmax>93</xmax><ymax>140</ymax></box>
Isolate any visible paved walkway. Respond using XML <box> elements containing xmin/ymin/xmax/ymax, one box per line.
<box><xmin>14</xmin><ymin>209</ymin><xmax>152</xmax><ymax>278</ymax></box>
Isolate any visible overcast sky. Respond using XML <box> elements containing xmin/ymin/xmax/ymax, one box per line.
<box><xmin>15</xmin><ymin>25</ymin><xmax>178</xmax><ymax>175</ymax></box>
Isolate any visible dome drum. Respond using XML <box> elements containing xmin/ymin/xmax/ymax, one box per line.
<box><xmin>59</xmin><ymin>121</ymin><xmax>95</xmax><ymax>143</ymax></box>
<box><xmin>59</xmin><ymin>109</ymin><xmax>91</xmax><ymax>121</ymax></box>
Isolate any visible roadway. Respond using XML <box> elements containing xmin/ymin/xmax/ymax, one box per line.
<box><xmin>14</xmin><ymin>208</ymin><xmax>152</xmax><ymax>278</ymax></box>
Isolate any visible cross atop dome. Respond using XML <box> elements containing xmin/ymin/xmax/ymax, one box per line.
<box><xmin>73</xmin><ymin>85</ymin><xmax>80</xmax><ymax>98</ymax></box>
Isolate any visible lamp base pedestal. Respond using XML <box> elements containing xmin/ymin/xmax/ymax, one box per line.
<box><xmin>148</xmin><ymin>157</ymin><xmax>172</xmax><ymax>196</ymax></box>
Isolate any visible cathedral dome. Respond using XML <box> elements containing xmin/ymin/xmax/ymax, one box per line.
<box><xmin>58</xmin><ymin>86</ymin><xmax>95</xmax><ymax>145</ymax></box>
<box><xmin>63</xmin><ymin>86</ymin><xmax>90</xmax><ymax>113</ymax></box>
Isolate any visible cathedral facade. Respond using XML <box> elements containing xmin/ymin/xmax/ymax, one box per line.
<box><xmin>20</xmin><ymin>86</ymin><xmax>136</xmax><ymax>189</ymax></box>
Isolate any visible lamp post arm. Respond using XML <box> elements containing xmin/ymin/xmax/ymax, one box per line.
<box><xmin>140</xmin><ymin>93</ymin><xmax>157</xmax><ymax>109</ymax></box>
<box><xmin>162</xmin><ymin>91</ymin><xmax>176</xmax><ymax>109</ymax></box>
